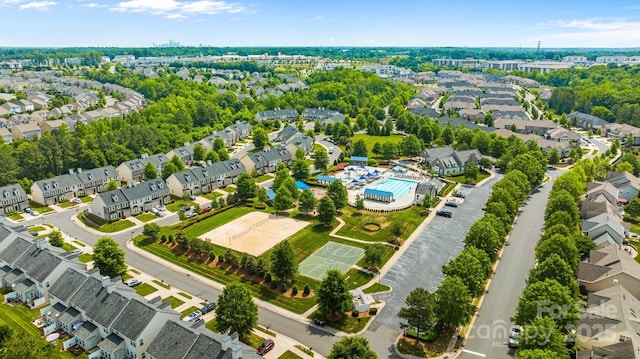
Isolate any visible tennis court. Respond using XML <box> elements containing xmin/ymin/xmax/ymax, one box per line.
<box><xmin>298</xmin><ymin>242</ymin><xmax>365</xmax><ymax>280</ymax></box>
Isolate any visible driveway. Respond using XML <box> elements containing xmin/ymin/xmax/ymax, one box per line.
<box><xmin>365</xmin><ymin>174</ymin><xmax>502</xmax><ymax>356</ymax></box>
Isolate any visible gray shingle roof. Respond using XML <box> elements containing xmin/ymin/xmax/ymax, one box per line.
<box><xmin>33</xmin><ymin>173</ymin><xmax>80</xmax><ymax>194</ymax></box>
<box><xmin>74</xmin><ymin>321</ymin><xmax>98</xmax><ymax>340</ymax></box>
<box><xmin>14</xmin><ymin>246</ymin><xmax>62</xmax><ymax>282</ymax></box>
<box><xmin>14</xmin><ymin>278</ymin><xmax>35</xmax><ymax>292</ymax></box>
<box><xmin>183</xmin><ymin>334</ymin><xmax>225</xmax><ymax>359</ymax></box>
<box><xmin>146</xmin><ymin>320</ymin><xmax>199</xmax><ymax>359</ymax></box>
<box><xmin>111</xmin><ymin>298</ymin><xmax>168</xmax><ymax>340</ymax></box>
<box><xmin>49</xmin><ymin>268</ymin><xmax>89</xmax><ymax>302</ymax></box>
<box><xmin>70</xmin><ymin>276</ymin><xmax>132</xmax><ymax>328</ymax></box>
<box><xmin>75</xmin><ymin>166</ymin><xmax>117</xmax><ymax>185</ymax></box>
<box><xmin>58</xmin><ymin>306</ymin><xmax>81</xmax><ymax>324</ymax></box>
<box><xmin>0</xmin><ymin>184</ymin><xmax>27</xmax><ymax>203</ymax></box>
<box><xmin>98</xmin><ymin>333</ymin><xmax>124</xmax><ymax>353</ymax></box>
<box><xmin>4</xmin><ymin>268</ymin><xmax>23</xmax><ymax>283</ymax></box>
<box><xmin>0</xmin><ymin>237</ymin><xmax>33</xmax><ymax>265</ymax></box>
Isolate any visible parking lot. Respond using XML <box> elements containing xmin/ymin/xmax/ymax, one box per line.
<box><xmin>372</xmin><ymin>174</ymin><xmax>502</xmax><ymax>332</ymax></box>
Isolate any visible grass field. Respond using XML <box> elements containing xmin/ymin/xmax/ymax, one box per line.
<box><xmin>444</xmin><ymin>170</ymin><xmax>490</xmax><ymax>185</ymax></box>
<box><xmin>152</xmin><ymin>279</ymin><xmax>171</xmax><ymax>289</ymax></box>
<box><xmin>134</xmin><ymin>283</ymin><xmax>158</xmax><ymax>296</ymax></box>
<box><xmin>28</xmin><ymin>226</ymin><xmax>46</xmax><ymax>232</ymax></box>
<box><xmin>222</xmin><ymin>186</ymin><xmax>236</xmax><ymax>193</ymax></box>
<box><xmin>279</xmin><ymin>351</ymin><xmax>303</xmax><ymax>359</ymax></box>
<box><xmin>162</xmin><ymin>296</ymin><xmax>185</xmax><ymax>309</ymax></box>
<box><xmin>255</xmin><ymin>174</ymin><xmax>273</xmax><ymax>183</ymax></box>
<box><xmin>57</xmin><ymin>201</ymin><xmax>76</xmax><ymax>208</ymax></box>
<box><xmin>158</xmin><ymin>206</ymin><xmax>254</xmax><ymax>239</ymax></box>
<box><xmin>28</xmin><ymin>201</ymin><xmax>54</xmax><ymax>213</ymax></box>
<box><xmin>97</xmin><ymin>219</ymin><xmax>135</xmax><ymax>233</ymax></box>
<box><xmin>61</xmin><ymin>243</ymin><xmax>77</xmax><ymax>251</ymax></box>
<box><xmin>363</xmin><ymin>282</ymin><xmax>391</xmax><ymax>294</ymax></box>
<box><xmin>72</xmin><ymin>241</ymin><xmax>86</xmax><ymax>247</ymax></box>
<box><xmin>77</xmin><ymin>253</ymin><xmax>93</xmax><ymax>263</ymax></box>
<box><xmin>350</xmin><ymin>134</ymin><xmax>405</xmax><ymax>158</ymax></box>
<box><xmin>178</xmin><ymin>292</ymin><xmax>193</xmax><ymax>299</ymax></box>
<box><xmin>308</xmin><ymin>309</ymin><xmax>371</xmax><ymax>334</ymax></box>
<box><xmin>180</xmin><ymin>306</ymin><xmax>200</xmax><ymax>319</ymax></box>
<box><xmin>166</xmin><ymin>197</ymin><xmax>196</xmax><ymax>212</ymax></box>
<box><xmin>343</xmin><ymin>268</ymin><xmax>374</xmax><ymax>289</ymax></box>
<box><xmin>337</xmin><ymin>206</ymin><xmax>424</xmax><ymax>242</ymax></box>
<box><xmin>202</xmin><ymin>191</ymin><xmax>223</xmax><ymax>200</ymax></box>
<box><xmin>136</xmin><ymin>213</ymin><xmax>157</xmax><ymax>222</ymax></box>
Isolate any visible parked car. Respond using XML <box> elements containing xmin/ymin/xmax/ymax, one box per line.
<box><xmin>455</xmin><ymin>192</ymin><xmax>466</xmax><ymax>198</ymax></box>
<box><xmin>180</xmin><ymin>205</ymin><xmax>191</xmax><ymax>212</ymax></box>
<box><xmin>436</xmin><ymin>210</ymin><xmax>453</xmax><ymax>218</ymax></box>
<box><xmin>24</xmin><ymin>208</ymin><xmax>32</xmax><ymax>214</ymax></box>
<box><xmin>256</xmin><ymin>339</ymin><xmax>274</xmax><ymax>355</ymax></box>
<box><xmin>186</xmin><ymin>212</ymin><xmax>197</xmax><ymax>219</ymax></box>
<box><xmin>313</xmin><ymin>318</ymin><xmax>325</xmax><ymax>327</ymax></box>
<box><xmin>69</xmin><ymin>249</ymin><xmax>82</xmax><ymax>256</ymax></box>
<box><xmin>29</xmin><ymin>231</ymin><xmax>38</xmax><ymax>237</ymax></box>
<box><xmin>190</xmin><ymin>195</ymin><xmax>197</xmax><ymax>200</ymax></box>
<box><xmin>155</xmin><ymin>205</ymin><xmax>166</xmax><ymax>212</ymax></box>
<box><xmin>444</xmin><ymin>201</ymin><xmax>459</xmax><ymax>208</ymax></box>
<box><xmin>30</xmin><ymin>210</ymin><xmax>39</xmax><ymax>216</ymax></box>
<box><xmin>200</xmin><ymin>302</ymin><xmax>216</xmax><ymax>314</ymax></box>
<box><xmin>150</xmin><ymin>207</ymin><xmax>159</xmax><ymax>214</ymax></box>
<box><xmin>182</xmin><ymin>310</ymin><xmax>202</xmax><ymax>322</ymax></box>
<box><xmin>199</xmin><ymin>207</ymin><xmax>212</xmax><ymax>214</ymax></box>
<box><xmin>72</xmin><ymin>198</ymin><xmax>82</xmax><ymax>204</ymax></box>
<box><xmin>124</xmin><ymin>279</ymin><xmax>142</xmax><ymax>287</ymax></box>
<box><xmin>508</xmin><ymin>326</ymin><xmax>522</xmax><ymax>348</ymax></box>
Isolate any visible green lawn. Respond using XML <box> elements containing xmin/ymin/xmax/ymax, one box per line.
<box><xmin>255</xmin><ymin>174</ymin><xmax>273</xmax><ymax>183</ymax></box>
<box><xmin>180</xmin><ymin>306</ymin><xmax>200</xmax><ymax>319</ymax></box>
<box><xmin>129</xmin><ymin>268</ymin><xmax>141</xmax><ymax>274</ymax></box>
<box><xmin>363</xmin><ymin>282</ymin><xmax>391</xmax><ymax>294</ymax></box>
<box><xmin>77</xmin><ymin>253</ymin><xmax>93</xmax><ymax>263</ymax></box>
<box><xmin>136</xmin><ymin>213</ymin><xmax>157</xmax><ymax>222</ymax></box>
<box><xmin>350</xmin><ymin>134</ymin><xmax>405</xmax><ymax>159</ymax></box>
<box><xmin>344</xmin><ymin>268</ymin><xmax>374</xmax><ymax>289</ymax></box>
<box><xmin>279</xmin><ymin>351</ymin><xmax>303</xmax><ymax>359</ymax></box>
<box><xmin>61</xmin><ymin>243</ymin><xmax>77</xmax><ymax>251</ymax></box>
<box><xmin>242</xmin><ymin>332</ymin><xmax>266</xmax><ymax>348</ymax></box>
<box><xmin>0</xmin><ymin>295</ymin><xmax>86</xmax><ymax>358</ymax></box>
<box><xmin>97</xmin><ymin>219</ymin><xmax>135</xmax><ymax>233</ymax></box>
<box><xmin>337</xmin><ymin>206</ymin><xmax>424</xmax><ymax>242</ymax></box>
<box><xmin>178</xmin><ymin>292</ymin><xmax>193</xmax><ymax>299</ymax></box>
<box><xmin>166</xmin><ymin>197</ymin><xmax>196</xmax><ymax>212</ymax></box>
<box><xmin>158</xmin><ymin>206</ymin><xmax>254</xmax><ymax>240</ymax></box>
<box><xmin>152</xmin><ymin>279</ymin><xmax>171</xmax><ymax>289</ymax></box>
<box><xmin>308</xmin><ymin>309</ymin><xmax>371</xmax><ymax>334</ymax></box>
<box><xmin>28</xmin><ymin>201</ymin><xmax>54</xmax><ymax>213</ymax></box>
<box><xmin>162</xmin><ymin>296</ymin><xmax>185</xmax><ymax>309</ymax></box>
<box><xmin>27</xmin><ymin>226</ymin><xmax>46</xmax><ymax>232</ymax></box>
<box><xmin>222</xmin><ymin>186</ymin><xmax>236</xmax><ymax>193</ymax></box>
<box><xmin>57</xmin><ymin>201</ymin><xmax>76</xmax><ymax>208</ymax></box>
<box><xmin>444</xmin><ymin>170</ymin><xmax>490</xmax><ymax>185</ymax></box>
<box><xmin>122</xmin><ymin>273</ymin><xmax>133</xmax><ymax>282</ymax></box>
<box><xmin>202</xmin><ymin>191</ymin><xmax>224</xmax><ymax>200</ymax></box>
<box><xmin>134</xmin><ymin>283</ymin><xmax>158</xmax><ymax>296</ymax></box>
<box><xmin>7</xmin><ymin>212</ymin><xmax>23</xmax><ymax>221</ymax></box>
<box><xmin>72</xmin><ymin>240</ymin><xmax>86</xmax><ymax>247</ymax></box>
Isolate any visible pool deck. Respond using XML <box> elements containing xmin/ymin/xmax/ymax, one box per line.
<box><xmin>339</xmin><ymin>166</ymin><xmax>430</xmax><ymax>211</ymax></box>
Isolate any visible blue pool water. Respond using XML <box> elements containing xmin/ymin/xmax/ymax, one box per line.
<box><xmin>373</xmin><ymin>178</ymin><xmax>418</xmax><ymax>199</ymax></box>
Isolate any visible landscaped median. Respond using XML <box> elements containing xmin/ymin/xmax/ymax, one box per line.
<box><xmin>134</xmin><ymin>204</ymin><xmax>404</xmax><ymax>315</ymax></box>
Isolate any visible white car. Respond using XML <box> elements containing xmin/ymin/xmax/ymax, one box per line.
<box><xmin>150</xmin><ymin>207</ymin><xmax>159</xmax><ymax>214</ymax></box>
<box><xmin>155</xmin><ymin>205</ymin><xmax>166</xmax><ymax>212</ymax></box>
<box><xmin>124</xmin><ymin>279</ymin><xmax>142</xmax><ymax>287</ymax></box>
<box><xmin>182</xmin><ymin>310</ymin><xmax>202</xmax><ymax>322</ymax></box>
<box><xmin>508</xmin><ymin>326</ymin><xmax>522</xmax><ymax>348</ymax></box>
<box><xmin>30</xmin><ymin>210</ymin><xmax>39</xmax><ymax>216</ymax></box>
<box><xmin>72</xmin><ymin>198</ymin><xmax>82</xmax><ymax>204</ymax></box>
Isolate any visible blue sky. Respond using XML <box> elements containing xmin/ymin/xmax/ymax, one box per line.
<box><xmin>2</xmin><ymin>0</ymin><xmax>640</xmax><ymax>48</ymax></box>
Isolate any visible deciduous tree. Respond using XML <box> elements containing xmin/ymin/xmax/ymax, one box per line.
<box><xmin>327</xmin><ymin>336</ymin><xmax>377</xmax><ymax>359</ymax></box>
<box><xmin>143</xmin><ymin>162</ymin><xmax>158</xmax><ymax>179</ymax></box>
<box><xmin>363</xmin><ymin>244</ymin><xmax>385</xmax><ymax>269</ymax></box>
<box><xmin>317</xmin><ymin>269</ymin><xmax>353</xmax><ymax>320</ymax></box>
<box><xmin>314</xmin><ymin>147</ymin><xmax>329</xmax><ymax>170</ymax></box>
<box><xmin>270</xmin><ymin>240</ymin><xmax>297</xmax><ymax>283</ymax></box>
<box><xmin>397</xmin><ymin>287</ymin><xmax>437</xmax><ymax>337</ymax></box>
<box><xmin>327</xmin><ymin>180</ymin><xmax>348</xmax><ymax>210</ymax></box>
<box><xmin>215</xmin><ymin>283</ymin><xmax>258</xmax><ymax>339</ymax></box>
<box><xmin>236</xmin><ymin>173</ymin><xmax>257</xmax><ymax>200</ymax></box>
<box><xmin>93</xmin><ymin>236</ymin><xmax>127</xmax><ymax>278</ymax></box>
<box><xmin>48</xmin><ymin>230</ymin><xmax>64</xmax><ymax>248</ymax></box>
<box><xmin>513</xmin><ymin>279</ymin><xmax>578</xmax><ymax>331</ymax></box>
<box><xmin>298</xmin><ymin>189</ymin><xmax>316</xmax><ymax>215</ymax></box>
<box><xmin>435</xmin><ymin>276</ymin><xmax>473</xmax><ymax>328</ymax></box>
<box><xmin>317</xmin><ymin>196</ymin><xmax>336</xmax><ymax>226</ymax></box>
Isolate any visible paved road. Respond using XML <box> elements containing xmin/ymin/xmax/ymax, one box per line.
<box><xmin>366</xmin><ymin>174</ymin><xmax>502</xmax><ymax>357</ymax></box>
<box><xmin>459</xmin><ymin>169</ymin><xmax>562</xmax><ymax>359</ymax></box>
<box><xmin>589</xmin><ymin>136</ymin><xmax>609</xmax><ymax>156</ymax></box>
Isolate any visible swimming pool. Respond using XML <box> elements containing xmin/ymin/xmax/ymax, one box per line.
<box><xmin>373</xmin><ymin>178</ymin><xmax>418</xmax><ymax>199</ymax></box>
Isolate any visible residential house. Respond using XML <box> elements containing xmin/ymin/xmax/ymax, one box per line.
<box><xmin>166</xmin><ymin>143</ymin><xmax>196</xmax><ymax>166</ymax></box>
<box><xmin>89</xmin><ymin>179</ymin><xmax>170</xmax><ymax>221</ymax></box>
<box><xmin>606</xmin><ymin>171</ymin><xmax>640</xmax><ymax>202</ymax></box>
<box><xmin>545</xmin><ymin>127</ymin><xmax>581</xmax><ymax>146</ymax></box>
<box><xmin>0</xmin><ymin>107</ymin><xmax>10</xmax><ymax>118</ymax></box>
<box><xmin>228</xmin><ymin>120</ymin><xmax>252</xmax><ymax>140</ymax></box>
<box><xmin>415</xmin><ymin>178</ymin><xmax>445</xmax><ymax>204</ymax></box>
<box><xmin>493</xmin><ymin>118</ymin><xmax>557</xmax><ymax>136</ymax></box>
<box><xmin>1</xmin><ymin>102</ymin><xmax>21</xmax><ymax>115</ymax></box>
<box><xmin>569</xmin><ymin>111</ymin><xmax>609</xmax><ymax>130</ymax></box>
<box><xmin>242</xmin><ymin>148</ymin><xmax>293</xmax><ymax>175</ymax></box>
<box><xmin>74</xmin><ymin>166</ymin><xmax>119</xmax><ymax>196</ymax></box>
<box><xmin>39</xmin><ymin>119</ymin><xmax>66</xmax><ymax>133</ymax></box>
<box><xmin>166</xmin><ymin>159</ymin><xmax>245</xmax><ymax>197</ymax></box>
<box><xmin>11</xmin><ymin>123</ymin><xmax>41</xmax><ymax>140</ymax></box>
<box><xmin>254</xmin><ymin>109</ymin><xmax>299</xmax><ymax>123</ymax></box>
<box><xmin>15</xmin><ymin>99</ymin><xmax>34</xmax><ymax>112</ymax></box>
<box><xmin>577</xmin><ymin>245</ymin><xmax>640</xmax><ymax>300</ymax></box>
<box><xmin>581</xmin><ymin>213</ymin><xmax>627</xmax><ymax>247</ymax></box>
<box><xmin>494</xmin><ymin>129</ymin><xmax>572</xmax><ymax>158</ymax></box>
<box><xmin>0</xmin><ymin>236</ymin><xmax>85</xmax><ymax>307</ymax></box>
<box><xmin>576</xmin><ymin>285</ymin><xmax>640</xmax><ymax>354</ymax></box>
<box><xmin>31</xmin><ymin>173</ymin><xmax>82</xmax><ymax>205</ymax></box>
<box><xmin>602</xmin><ymin>123</ymin><xmax>640</xmax><ymax>144</ymax></box>
<box><xmin>586</xmin><ymin>182</ymin><xmax>620</xmax><ymax>206</ymax></box>
<box><xmin>580</xmin><ymin>197</ymin><xmax>621</xmax><ymax>220</ymax></box>
<box><xmin>0</xmin><ymin>127</ymin><xmax>12</xmax><ymax>143</ymax></box>
<box><xmin>301</xmin><ymin>108</ymin><xmax>345</xmax><ymax>127</ymax></box>
<box><xmin>420</xmin><ymin>145</ymin><xmax>482</xmax><ymax>175</ymax></box>
<box><xmin>0</xmin><ymin>184</ymin><xmax>29</xmax><ymax>215</ymax></box>
<box><xmin>576</xmin><ymin>341</ymin><xmax>636</xmax><ymax>359</ymax></box>
<box><xmin>146</xmin><ymin>320</ymin><xmax>259</xmax><ymax>359</ymax></box>
<box><xmin>276</xmin><ymin>126</ymin><xmax>315</xmax><ymax>156</ymax></box>
<box><xmin>117</xmin><ymin>153</ymin><xmax>170</xmax><ymax>183</ymax></box>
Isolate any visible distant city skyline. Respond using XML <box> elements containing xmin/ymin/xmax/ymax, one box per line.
<box><xmin>2</xmin><ymin>0</ymin><xmax>640</xmax><ymax>48</ymax></box>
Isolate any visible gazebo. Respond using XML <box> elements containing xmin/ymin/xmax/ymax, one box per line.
<box><xmin>364</xmin><ymin>188</ymin><xmax>394</xmax><ymax>203</ymax></box>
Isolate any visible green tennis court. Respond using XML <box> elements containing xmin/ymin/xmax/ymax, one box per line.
<box><xmin>298</xmin><ymin>242</ymin><xmax>365</xmax><ymax>280</ymax></box>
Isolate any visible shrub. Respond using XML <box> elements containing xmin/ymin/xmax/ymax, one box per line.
<box><xmin>303</xmin><ymin>284</ymin><xmax>311</xmax><ymax>295</ymax></box>
<box><xmin>208</xmin><ymin>250</ymin><xmax>216</xmax><ymax>261</ymax></box>
<box><xmin>218</xmin><ymin>255</ymin><xmax>224</xmax><ymax>263</ymax></box>
<box><xmin>291</xmin><ymin>285</ymin><xmax>298</xmax><ymax>296</ymax></box>
<box><xmin>395</xmin><ymin>245</ymin><xmax>400</xmax><ymax>250</ymax></box>
<box><xmin>369</xmin><ymin>308</ymin><xmax>378</xmax><ymax>315</ymax></box>
<box><xmin>160</xmin><ymin>234</ymin><xmax>167</xmax><ymax>243</ymax></box>
<box><xmin>270</xmin><ymin>281</ymin><xmax>278</xmax><ymax>289</ymax></box>
<box><xmin>264</xmin><ymin>272</ymin><xmax>272</xmax><ymax>283</ymax></box>
<box><xmin>280</xmin><ymin>283</ymin><xmax>287</xmax><ymax>293</ymax></box>
<box><xmin>351</xmin><ymin>310</ymin><xmax>359</xmax><ymax>318</ymax></box>
<box><xmin>168</xmin><ymin>234</ymin><xmax>175</xmax><ymax>244</ymax></box>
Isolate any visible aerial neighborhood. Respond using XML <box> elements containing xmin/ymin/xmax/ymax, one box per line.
<box><xmin>2</xmin><ymin>33</ymin><xmax>640</xmax><ymax>359</ymax></box>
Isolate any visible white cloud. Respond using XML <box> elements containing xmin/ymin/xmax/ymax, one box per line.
<box><xmin>0</xmin><ymin>0</ymin><xmax>23</xmax><ymax>5</ymax></box>
<box><xmin>534</xmin><ymin>18</ymin><xmax>640</xmax><ymax>47</ymax></box>
<box><xmin>19</xmin><ymin>0</ymin><xmax>56</xmax><ymax>9</ymax></box>
<box><xmin>80</xmin><ymin>2</ymin><xmax>103</xmax><ymax>7</ymax></box>
<box><xmin>110</xmin><ymin>0</ymin><xmax>244</xmax><ymax>19</ymax></box>
<box><xmin>305</xmin><ymin>15</ymin><xmax>323</xmax><ymax>22</ymax></box>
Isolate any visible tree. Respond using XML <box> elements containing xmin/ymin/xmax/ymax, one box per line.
<box><xmin>372</xmin><ymin>142</ymin><xmax>382</xmax><ymax>155</ymax></box>
<box><xmin>507</xmin><ymin>153</ymin><xmax>545</xmax><ymax>187</ymax></box>
<box><xmin>544</xmin><ymin>190</ymin><xmax>579</xmax><ymax>228</ymax></box>
<box><xmin>106</xmin><ymin>179</ymin><xmax>118</xmax><ymax>191</ymax></box>
<box><xmin>314</xmin><ymin>147</ymin><xmax>329</xmax><ymax>171</ymax></box>
<box><xmin>270</xmin><ymin>240</ymin><xmax>297</xmax><ymax>283</ymax></box>
<box><xmin>513</xmin><ymin>279</ymin><xmax>579</xmax><ymax>331</ymax></box>
<box><xmin>256</xmin><ymin>186</ymin><xmax>268</xmax><ymax>203</ymax></box>
<box><xmin>0</xmin><ymin>324</ymin><xmax>12</xmax><ymax>346</ymax></box>
<box><xmin>519</xmin><ymin>317</ymin><xmax>568</xmax><ymax>356</ymax></box>
<box><xmin>352</xmin><ymin>139</ymin><xmax>368</xmax><ymax>157</ymax></box>
<box><xmin>298</xmin><ymin>189</ymin><xmax>316</xmax><ymax>215</ymax></box>
<box><xmin>295</xmin><ymin>147</ymin><xmax>306</xmax><ymax>161</ymax></box>
<box><xmin>0</xmin><ymin>331</ymin><xmax>54</xmax><ymax>358</ymax></box>
<box><xmin>479</xmin><ymin>157</ymin><xmax>492</xmax><ymax>169</ymax></box>
<box><xmin>93</xmin><ymin>236</ymin><xmax>127</xmax><ymax>278</ymax></box>
<box><xmin>389</xmin><ymin>221</ymin><xmax>403</xmax><ymax>239</ymax></box>
<box><xmin>273</xmin><ymin>186</ymin><xmax>294</xmax><ymax>212</ymax></box>
<box><xmin>292</xmin><ymin>160</ymin><xmax>310</xmax><ymax>180</ymax></box>
<box><xmin>401</xmin><ymin>134</ymin><xmax>423</xmax><ymax>156</ymax></box>
<box><xmin>142</xmin><ymin>223</ymin><xmax>161</xmax><ymax>241</ymax></box>
<box><xmin>192</xmin><ymin>144</ymin><xmax>206</xmax><ymax>162</ymax></box>
<box><xmin>363</xmin><ymin>244</ymin><xmax>385</xmax><ymax>269</ymax></box>
<box><xmin>355</xmin><ymin>194</ymin><xmax>365</xmax><ymax>211</ymax></box>
<box><xmin>464</xmin><ymin>162</ymin><xmax>479</xmax><ymax>181</ymax></box>
<box><xmin>272</xmin><ymin>164</ymin><xmax>291</xmax><ymax>192</ymax></box>
<box><xmin>327</xmin><ymin>180</ymin><xmax>348</xmax><ymax>210</ymax></box>
<box><xmin>215</xmin><ymin>283</ymin><xmax>258</xmax><ymax>339</ymax></box>
<box><xmin>435</xmin><ymin>276</ymin><xmax>473</xmax><ymax>328</ymax></box>
<box><xmin>464</xmin><ymin>219</ymin><xmax>501</xmax><ymax>260</ymax></box>
<box><xmin>317</xmin><ymin>269</ymin><xmax>353</xmax><ymax>319</ymax></box>
<box><xmin>170</xmin><ymin>155</ymin><xmax>185</xmax><ymax>171</ymax></box>
<box><xmin>381</xmin><ymin>142</ymin><xmax>396</xmax><ymax>160</ymax></box>
<box><xmin>547</xmin><ymin>148</ymin><xmax>560</xmax><ymax>165</ymax></box>
<box><xmin>217</xmin><ymin>147</ymin><xmax>230</xmax><ymax>161</ymax></box>
<box><xmin>626</xmin><ymin>197</ymin><xmax>640</xmax><ymax>218</ymax></box>
<box><xmin>317</xmin><ymin>196</ymin><xmax>337</xmax><ymax>226</ymax></box>
<box><xmin>528</xmin><ymin>253</ymin><xmax>579</xmax><ymax>298</ymax></box>
<box><xmin>397</xmin><ymin>287</ymin><xmax>437</xmax><ymax>337</ymax></box>
<box><xmin>253</xmin><ymin>127</ymin><xmax>268</xmax><ymax>150</ymax></box>
<box><xmin>327</xmin><ymin>336</ymin><xmax>377</xmax><ymax>359</ymax></box>
<box><xmin>48</xmin><ymin>230</ymin><xmax>64</xmax><ymax>248</ymax></box>
<box><xmin>205</xmin><ymin>149</ymin><xmax>220</xmax><ymax>163</ymax></box>
<box><xmin>143</xmin><ymin>161</ymin><xmax>158</xmax><ymax>179</ymax></box>
<box><xmin>442</xmin><ymin>248</ymin><xmax>491</xmax><ymax>297</ymax></box>
<box><xmin>535</xmin><ymin>234</ymin><xmax>579</xmax><ymax>272</ymax></box>
<box><xmin>517</xmin><ymin>349</ymin><xmax>566</xmax><ymax>359</ymax></box>
<box><xmin>213</xmin><ymin>137</ymin><xmax>226</xmax><ymax>152</ymax></box>
<box><xmin>282</xmin><ymin>177</ymin><xmax>299</xmax><ymax>200</ymax></box>
<box><xmin>161</xmin><ymin>162</ymin><xmax>178</xmax><ymax>180</ymax></box>
<box><xmin>236</xmin><ymin>173</ymin><xmax>257</xmax><ymax>200</ymax></box>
